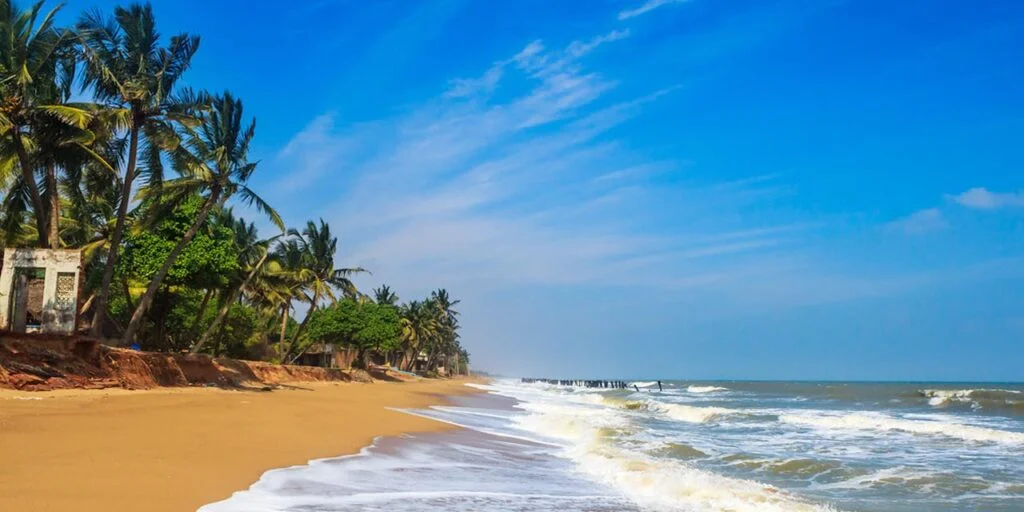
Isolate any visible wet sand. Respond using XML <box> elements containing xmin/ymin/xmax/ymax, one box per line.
<box><xmin>0</xmin><ymin>378</ymin><xmax>482</xmax><ymax>512</ymax></box>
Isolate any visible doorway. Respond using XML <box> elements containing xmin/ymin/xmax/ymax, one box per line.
<box><xmin>10</xmin><ymin>268</ymin><xmax>45</xmax><ymax>332</ymax></box>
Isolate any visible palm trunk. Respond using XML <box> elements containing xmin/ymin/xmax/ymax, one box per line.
<box><xmin>45</xmin><ymin>161</ymin><xmax>60</xmax><ymax>248</ymax></box>
<box><xmin>11</xmin><ymin>131</ymin><xmax>47</xmax><ymax>248</ymax></box>
<box><xmin>278</xmin><ymin>301</ymin><xmax>290</xmax><ymax>359</ymax></box>
<box><xmin>91</xmin><ymin>125</ymin><xmax>140</xmax><ymax>337</ymax></box>
<box><xmin>121</xmin><ymin>275</ymin><xmax>135</xmax><ymax>312</ymax></box>
<box><xmin>191</xmin><ymin>288</ymin><xmax>214</xmax><ymax>339</ymax></box>
<box><xmin>192</xmin><ymin>250</ymin><xmax>270</xmax><ymax>354</ymax></box>
<box><xmin>287</xmin><ymin>341</ymin><xmax>315</xmax><ymax>365</ymax></box>
<box><xmin>120</xmin><ymin>191</ymin><xmax>223</xmax><ymax>346</ymax></box>
<box><xmin>286</xmin><ymin>291</ymin><xmax>319</xmax><ymax>363</ymax></box>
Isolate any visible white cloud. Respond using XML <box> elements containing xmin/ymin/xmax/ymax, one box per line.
<box><xmin>886</xmin><ymin>208</ymin><xmax>947</xmax><ymax>234</ymax></box>
<box><xmin>270</xmin><ymin>26</ymin><xmax>967</xmax><ymax>317</ymax></box>
<box><xmin>271</xmin><ymin>113</ymin><xmax>372</xmax><ymax>191</ymax></box>
<box><xmin>618</xmin><ymin>0</ymin><xmax>691</xmax><ymax>20</ymax></box>
<box><xmin>444</xmin><ymin>65</ymin><xmax>504</xmax><ymax>99</ymax></box>
<box><xmin>264</xmin><ymin>31</ymin><xmax>804</xmax><ymax>297</ymax></box>
<box><xmin>948</xmin><ymin>187</ymin><xmax>1024</xmax><ymax>210</ymax></box>
<box><xmin>566</xmin><ymin>29</ymin><xmax>631</xmax><ymax>57</ymax></box>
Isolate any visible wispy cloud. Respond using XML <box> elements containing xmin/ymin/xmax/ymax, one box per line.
<box><xmin>270</xmin><ymin>113</ymin><xmax>369</xmax><ymax>191</ymax></box>
<box><xmin>886</xmin><ymin>208</ymin><xmax>947</xmax><ymax>234</ymax></box>
<box><xmin>948</xmin><ymin>187</ymin><xmax>1024</xmax><ymax>210</ymax></box>
<box><xmin>267</xmin><ymin>22</ymin><xmax>992</xmax><ymax>312</ymax></box>
<box><xmin>618</xmin><ymin>0</ymin><xmax>691</xmax><ymax>20</ymax></box>
<box><xmin>567</xmin><ymin>29</ymin><xmax>631</xmax><ymax>57</ymax></box>
<box><xmin>264</xmin><ymin>29</ymin><xmax>811</xmax><ymax>297</ymax></box>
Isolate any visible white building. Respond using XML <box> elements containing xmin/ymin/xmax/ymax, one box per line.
<box><xmin>0</xmin><ymin>248</ymin><xmax>83</xmax><ymax>334</ymax></box>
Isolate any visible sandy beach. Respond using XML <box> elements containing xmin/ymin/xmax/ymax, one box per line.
<box><xmin>0</xmin><ymin>378</ymin><xmax>481</xmax><ymax>512</ymax></box>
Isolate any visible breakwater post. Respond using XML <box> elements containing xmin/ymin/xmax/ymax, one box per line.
<box><xmin>520</xmin><ymin>378</ymin><xmax>628</xmax><ymax>389</ymax></box>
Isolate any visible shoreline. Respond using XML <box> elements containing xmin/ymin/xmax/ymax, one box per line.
<box><xmin>0</xmin><ymin>378</ymin><xmax>484</xmax><ymax>512</ymax></box>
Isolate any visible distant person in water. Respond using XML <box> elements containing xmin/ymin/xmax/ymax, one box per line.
<box><xmin>634</xmin><ymin>385</ymin><xmax>640</xmax><ymax>392</ymax></box>
<box><xmin>657</xmin><ymin>381</ymin><xmax>663</xmax><ymax>392</ymax></box>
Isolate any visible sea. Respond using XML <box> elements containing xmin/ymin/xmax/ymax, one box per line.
<box><xmin>201</xmin><ymin>379</ymin><xmax>1024</xmax><ymax>512</ymax></box>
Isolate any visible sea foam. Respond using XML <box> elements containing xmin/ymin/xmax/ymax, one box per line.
<box><xmin>687</xmin><ymin>385</ymin><xmax>729</xmax><ymax>393</ymax></box>
<box><xmin>780</xmin><ymin>411</ymin><xmax>1024</xmax><ymax>446</ymax></box>
<box><xmin>502</xmin><ymin>386</ymin><xmax>839</xmax><ymax>511</ymax></box>
<box><xmin>657</xmin><ymin>403</ymin><xmax>740</xmax><ymax>424</ymax></box>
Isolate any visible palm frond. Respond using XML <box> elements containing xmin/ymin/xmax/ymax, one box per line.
<box><xmin>236</xmin><ymin>185</ymin><xmax>284</xmax><ymax>231</ymax></box>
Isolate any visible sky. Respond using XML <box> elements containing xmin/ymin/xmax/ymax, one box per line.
<box><xmin>59</xmin><ymin>0</ymin><xmax>1024</xmax><ymax>381</ymax></box>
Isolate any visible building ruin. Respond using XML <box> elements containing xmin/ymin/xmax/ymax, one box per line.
<box><xmin>0</xmin><ymin>249</ymin><xmax>83</xmax><ymax>334</ymax></box>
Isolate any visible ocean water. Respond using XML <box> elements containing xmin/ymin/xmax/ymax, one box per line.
<box><xmin>201</xmin><ymin>380</ymin><xmax>1024</xmax><ymax>512</ymax></box>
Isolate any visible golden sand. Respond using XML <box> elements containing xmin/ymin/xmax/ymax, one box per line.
<box><xmin>0</xmin><ymin>378</ymin><xmax>482</xmax><ymax>511</ymax></box>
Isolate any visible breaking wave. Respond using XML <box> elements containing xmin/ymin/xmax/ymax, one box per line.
<box><xmin>919</xmin><ymin>388</ymin><xmax>1024</xmax><ymax>414</ymax></box>
<box><xmin>511</xmin><ymin>395</ymin><xmax>839</xmax><ymax>511</ymax></box>
<box><xmin>602</xmin><ymin>397</ymin><xmax>746</xmax><ymax>424</ymax></box>
<box><xmin>658</xmin><ymin>403</ymin><xmax>742</xmax><ymax>424</ymax></box>
<box><xmin>780</xmin><ymin>411</ymin><xmax>1024</xmax><ymax>446</ymax></box>
<box><xmin>687</xmin><ymin>385</ymin><xmax>729</xmax><ymax>393</ymax></box>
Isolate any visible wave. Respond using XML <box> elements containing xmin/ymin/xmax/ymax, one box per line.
<box><xmin>510</xmin><ymin>397</ymin><xmax>838</xmax><ymax>511</ymax></box>
<box><xmin>766</xmin><ymin>458</ymin><xmax>844</xmax><ymax>478</ymax></box>
<box><xmin>602</xmin><ymin>397</ymin><xmax>745</xmax><ymax>424</ymax></box>
<box><xmin>659</xmin><ymin>403</ymin><xmax>742</xmax><ymax>424</ymax></box>
<box><xmin>652</xmin><ymin>442</ymin><xmax>708</xmax><ymax>459</ymax></box>
<box><xmin>780</xmin><ymin>411</ymin><xmax>1024</xmax><ymax>446</ymax></box>
<box><xmin>811</xmin><ymin>465</ymin><xmax>1002</xmax><ymax>497</ymax></box>
<box><xmin>919</xmin><ymin>388</ymin><xmax>1024</xmax><ymax>413</ymax></box>
<box><xmin>630</xmin><ymin>381</ymin><xmax>659</xmax><ymax>389</ymax></box>
<box><xmin>687</xmin><ymin>385</ymin><xmax>729</xmax><ymax>393</ymax></box>
<box><xmin>575</xmin><ymin>446</ymin><xmax>840</xmax><ymax>512</ymax></box>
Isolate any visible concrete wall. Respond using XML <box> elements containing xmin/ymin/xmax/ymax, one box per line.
<box><xmin>0</xmin><ymin>249</ymin><xmax>82</xmax><ymax>334</ymax></box>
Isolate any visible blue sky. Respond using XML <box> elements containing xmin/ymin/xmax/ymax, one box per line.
<box><xmin>63</xmin><ymin>0</ymin><xmax>1024</xmax><ymax>381</ymax></box>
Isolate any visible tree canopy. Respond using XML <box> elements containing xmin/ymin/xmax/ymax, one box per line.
<box><xmin>0</xmin><ymin>1</ymin><xmax>468</xmax><ymax>377</ymax></box>
<box><xmin>307</xmin><ymin>299</ymin><xmax>401</xmax><ymax>363</ymax></box>
<box><xmin>118</xmin><ymin>195</ymin><xmax>239</xmax><ymax>289</ymax></box>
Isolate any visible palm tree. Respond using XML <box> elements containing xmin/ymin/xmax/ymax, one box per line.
<box><xmin>77</xmin><ymin>3</ymin><xmax>201</xmax><ymax>336</ymax></box>
<box><xmin>283</xmin><ymin>219</ymin><xmax>367</xmax><ymax>362</ymax></box>
<box><xmin>0</xmin><ymin>175</ymin><xmax>35</xmax><ymax>246</ymax></box>
<box><xmin>423</xmin><ymin>289</ymin><xmax>460</xmax><ymax>374</ymax></box>
<box><xmin>31</xmin><ymin>104</ymin><xmax>115</xmax><ymax>248</ymax></box>
<box><xmin>192</xmin><ymin>220</ymin><xmax>281</xmax><ymax>354</ymax></box>
<box><xmin>267</xmin><ymin>238</ymin><xmax>304</xmax><ymax>359</ymax></box>
<box><xmin>398</xmin><ymin>299</ymin><xmax>440</xmax><ymax>371</ymax></box>
<box><xmin>120</xmin><ymin>92</ymin><xmax>282</xmax><ymax>346</ymax></box>
<box><xmin>58</xmin><ymin>121</ymin><xmax>124</xmax><ymax>255</ymax></box>
<box><xmin>373</xmin><ymin>285</ymin><xmax>398</xmax><ymax>306</ymax></box>
<box><xmin>0</xmin><ymin>0</ymin><xmax>85</xmax><ymax>247</ymax></box>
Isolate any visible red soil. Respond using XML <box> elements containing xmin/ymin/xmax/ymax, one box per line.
<box><xmin>0</xmin><ymin>331</ymin><xmax>370</xmax><ymax>391</ymax></box>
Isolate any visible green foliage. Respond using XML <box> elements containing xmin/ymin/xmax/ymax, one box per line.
<box><xmin>163</xmin><ymin>289</ymin><xmax>208</xmax><ymax>351</ymax></box>
<box><xmin>211</xmin><ymin>303</ymin><xmax>263</xmax><ymax>359</ymax></box>
<box><xmin>307</xmin><ymin>299</ymin><xmax>401</xmax><ymax>353</ymax></box>
<box><xmin>163</xmin><ymin>289</ymin><xmax>262</xmax><ymax>357</ymax></box>
<box><xmin>118</xmin><ymin>196</ymin><xmax>239</xmax><ymax>289</ymax></box>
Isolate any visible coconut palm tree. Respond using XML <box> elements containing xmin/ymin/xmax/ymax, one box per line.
<box><xmin>0</xmin><ymin>175</ymin><xmax>35</xmax><ymax>246</ymax></box>
<box><xmin>192</xmin><ymin>220</ymin><xmax>281</xmax><ymax>354</ymax></box>
<box><xmin>0</xmin><ymin>0</ymin><xmax>86</xmax><ymax>247</ymax></box>
<box><xmin>398</xmin><ymin>299</ymin><xmax>440</xmax><ymax>371</ymax></box>
<box><xmin>120</xmin><ymin>91</ymin><xmax>281</xmax><ymax>346</ymax></box>
<box><xmin>30</xmin><ymin>104</ymin><xmax>117</xmax><ymax>248</ymax></box>
<box><xmin>373</xmin><ymin>285</ymin><xmax>398</xmax><ymax>306</ymax></box>
<box><xmin>422</xmin><ymin>289</ymin><xmax>461</xmax><ymax>373</ymax></box>
<box><xmin>267</xmin><ymin>238</ymin><xmax>304</xmax><ymax>359</ymax></box>
<box><xmin>57</xmin><ymin>121</ymin><xmax>124</xmax><ymax>255</ymax></box>
<box><xmin>77</xmin><ymin>3</ymin><xmax>201</xmax><ymax>335</ymax></box>
<box><xmin>283</xmin><ymin>219</ymin><xmax>367</xmax><ymax>362</ymax></box>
